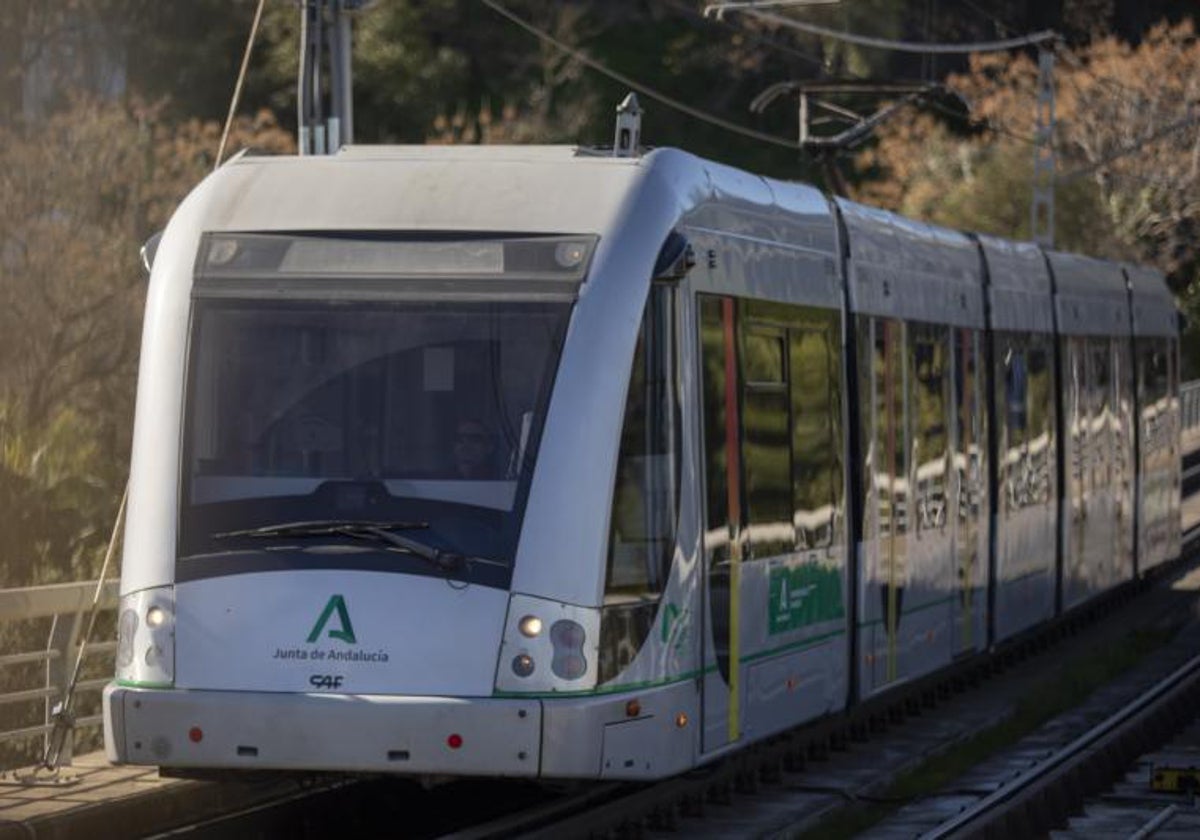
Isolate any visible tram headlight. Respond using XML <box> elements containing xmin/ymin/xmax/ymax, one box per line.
<box><xmin>511</xmin><ymin>654</ymin><xmax>535</xmax><ymax>677</ymax></box>
<box><xmin>114</xmin><ymin>586</ymin><xmax>175</xmax><ymax>688</ymax></box>
<box><xmin>518</xmin><ymin>615</ymin><xmax>543</xmax><ymax>638</ymax></box>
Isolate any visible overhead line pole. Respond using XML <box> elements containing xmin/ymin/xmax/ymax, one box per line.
<box><xmin>1032</xmin><ymin>49</ymin><xmax>1056</xmax><ymax>247</ymax></box>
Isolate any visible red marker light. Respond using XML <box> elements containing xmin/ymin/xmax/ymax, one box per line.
<box><xmin>188</xmin><ymin>727</ymin><xmax>203</xmax><ymax>743</ymax></box>
<box><xmin>447</xmin><ymin>733</ymin><xmax>463</xmax><ymax>749</ymax></box>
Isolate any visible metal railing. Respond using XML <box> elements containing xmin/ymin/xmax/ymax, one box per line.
<box><xmin>1183</xmin><ymin>379</ymin><xmax>1200</xmax><ymax>450</ymax></box>
<box><xmin>0</xmin><ymin>580</ymin><xmax>118</xmax><ymax>770</ymax></box>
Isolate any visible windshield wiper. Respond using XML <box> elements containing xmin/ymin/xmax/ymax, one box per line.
<box><xmin>213</xmin><ymin>519</ymin><xmax>494</xmax><ymax>574</ymax></box>
<box><xmin>215</xmin><ymin>519</ymin><xmax>429</xmax><ymax>538</ymax></box>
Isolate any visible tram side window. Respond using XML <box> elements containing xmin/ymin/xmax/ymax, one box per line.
<box><xmin>1067</xmin><ymin>336</ymin><xmax>1087</xmax><ymax>509</ymax></box>
<box><xmin>790</xmin><ymin>328</ymin><xmax>839</xmax><ymax>548</ymax></box>
<box><xmin>742</xmin><ymin>327</ymin><xmax>794</xmax><ymax>558</ymax></box>
<box><xmin>1027</xmin><ymin>338</ymin><xmax>1053</xmax><ymax>503</ymax></box>
<box><xmin>700</xmin><ymin>296</ymin><xmax>733</xmax><ymax>564</ymax></box>
<box><xmin>1004</xmin><ymin>335</ymin><xmax>1029</xmax><ymax>448</ymax></box>
<box><xmin>953</xmin><ymin>327</ymin><xmax>983</xmax><ymax>518</ymax></box>
<box><xmin>874</xmin><ymin>319</ymin><xmax>908</xmax><ymax>538</ymax></box>
<box><xmin>599</xmin><ymin>285</ymin><xmax>681</xmax><ymax>685</ymax></box>
<box><xmin>911</xmin><ymin>323</ymin><xmax>949</xmax><ymax>532</ymax></box>
<box><xmin>1027</xmin><ymin>339</ymin><xmax>1052</xmax><ymax>439</ymax></box>
<box><xmin>604</xmin><ymin>285</ymin><xmax>681</xmax><ymax>601</ymax></box>
<box><xmin>1091</xmin><ymin>338</ymin><xmax>1112</xmax><ymax>486</ymax></box>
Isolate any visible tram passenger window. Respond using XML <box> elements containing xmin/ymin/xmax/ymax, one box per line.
<box><xmin>1067</xmin><ymin>336</ymin><xmax>1087</xmax><ymax>506</ymax></box>
<box><xmin>604</xmin><ymin>285</ymin><xmax>680</xmax><ymax>599</ymax></box>
<box><xmin>1091</xmin><ymin>338</ymin><xmax>1112</xmax><ymax>485</ymax></box>
<box><xmin>1027</xmin><ymin>339</ymin><xmax>1053</xmax><ymax>504</ymax></box>
<box><xmin>1027</xmin><ymin>340</ymin><xmax>1051</xmax><ymax>437</ymax></box>
<box><xmin>743</xmin><ymin>326</ymin><xmax>793</xmax><ymax>558</ymax></box>
<box><xmin>790</xmin><ymin>328</ymin><xmax>839</xmax><ymax>548</ymax></box>
<box><xmin>700</xmin><ymin>296</ymin><xmax>732</xmax><ymax>565</ymax></box>
<box><xmin>697</xmin><ymin>294</ymin><xmax>733</xmax><ymax>684</ymax></box>
<box><xmin>600</xmin><ymin>284</ymin><xmax>681</xmax><ymax>683</ymax></box>
<box><xmin>952</xmin><ymin>328</ymin><xmax>981</xmax><ymax>518</ymax></box>
<box><xmin>1005</xmin><ymin>341</ymin><xmax>1028</xmax><ymax>439</ymax></box>
<box><xmin>911</xmin><ymin>324</ymin><xmax>949</xmax><ymax>531</ymax></box>
<box><xmin>744</xmin><ymin>331</ymin><xmax>785</xmax><ymax>383</ymax></box>
<box><xmin>873</xmin><ymin>319</ymin><xmax>908</xmax><ymax>538</ymax></box>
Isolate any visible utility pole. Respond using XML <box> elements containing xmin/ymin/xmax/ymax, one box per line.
<box><xmin>298</xmin><ymin>0</ymin><xmax>364</xmax><ymax>155</ymax></box>
<box><xmin>1031</xmin><ymin>48</ymin><xmax>1056</xmax><ymax>247</ymax></box>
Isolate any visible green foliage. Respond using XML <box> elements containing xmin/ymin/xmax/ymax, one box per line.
<box><xmin>0</xmin><ymin>406</ymin><xmax>114</xmax><ymax>586</ymax></box>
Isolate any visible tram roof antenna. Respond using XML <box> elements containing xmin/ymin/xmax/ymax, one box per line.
<box><xmin>613</xmin><ymin>93</ymin><xmax>643</xmax><ymax>158</ymax></box>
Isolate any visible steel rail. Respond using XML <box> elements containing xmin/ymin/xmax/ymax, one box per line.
<box><xmin>922</xmin><ymin>648</ymin><xmax>1200</xmax><ymax>838</ymax></box>
<box><xmin>140</xmin><ymin>777</ymin><xmax>356</xmax><ymax>839</ymax></box>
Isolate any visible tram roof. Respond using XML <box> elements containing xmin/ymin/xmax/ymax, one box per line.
<box><xmin>834</xmin><ymin>196</ymin><xmax>986</xmax><ymax>328</ymax></box>
<box><xmin>976</xmin><ymin>234</ymin><xmax>1056</xmax><ymax>334</ymax></box>
<box><xmin>1126</xmin><ymin>263</ymin><xmax>1179</xmax><ymax>338</ymax></box>
<box><xmin>187</xmin><ymin>146</ymin><xmax>833</xmax><ymax>250</ymax></box>
<box><xmin>1046</xmin><ymin>250</ymin><xmax>1132</xmax><ymax>337</ymax></box>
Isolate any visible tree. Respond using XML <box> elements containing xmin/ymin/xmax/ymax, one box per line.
<box><xmin>855</xmin><ymin>20</ymin><xmax>1200</xmax><ymax>370</ymax></box>
<box><xmin>0</xmin><ymin>98</ymin><xmax>293</xmax><ymax>585</ymax></box>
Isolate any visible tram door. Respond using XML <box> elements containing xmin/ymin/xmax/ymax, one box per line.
<box><xmin>697</xmin><ymin>291</ymin><xmax>850</xmax><ymax>752</ymax></box>
<box><xmin>698</xmin><ymin>295</ymin><xmax>741</xmax><ymax>753</ymax></box>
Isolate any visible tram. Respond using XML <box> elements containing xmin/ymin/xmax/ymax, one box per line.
<box><xmin>104</xmin><ymin>142</ymin><xmax>1180</xmax><ymax>779</ymax></box>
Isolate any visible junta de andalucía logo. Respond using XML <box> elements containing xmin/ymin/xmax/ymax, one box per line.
<box><xmin>307</xmin><ymin>594</ymin><xmax>357</xmax><ymax>644</ymax></box>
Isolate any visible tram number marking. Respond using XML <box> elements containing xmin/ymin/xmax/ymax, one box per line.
<box><xmin>310</xmin><ymin>674</ymin><xmax>345</xmax><ymax>690</ymax></box>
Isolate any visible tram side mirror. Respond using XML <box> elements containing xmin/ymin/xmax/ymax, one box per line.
<box><xmin>140</xmin><ymin>230</ymin><xmax>164</xmax><ymax>276</ymax></box>
<box><xmin>653</xmin><ymin>231</ymin><xmax>695</xmax><ymax>282</ymax></box>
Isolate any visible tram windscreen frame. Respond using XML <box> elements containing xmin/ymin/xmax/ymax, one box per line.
<box><xmin>176</xmin><ymin>237</ymin><xmax>582</xmax><ymax>588</ymax></box>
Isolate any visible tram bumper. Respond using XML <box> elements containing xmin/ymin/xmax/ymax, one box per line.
<box><xmin>103</xmin><ymin>683</ymin><xmax>542</xmax><ymax>776</ymax></box>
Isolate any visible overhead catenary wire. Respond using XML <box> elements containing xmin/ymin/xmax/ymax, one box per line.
<box><xmin>701</xmin><ymin>2</ymin><xmax>1048</xmax><ymax>146</ymax></box>
<box><xmin>718</xmin><ymin>6</ymin><xmax>1058</xmax><ymax>54</ymax></box>
<box><xmin>689</xmin><ymin>0</ymin><xmax>1053</xmax><ymax>148</ymax></box>
<box><xmin>655</xmin><ymin>0</ymin><xmax>825</xmax><ymax>69</ymax></box>
<box><xmin>480</xmin><ymin>0</ymin><xmax>804</xmax><ymax>151</ymax></box>
<box><xmin>215</xmin><ymin>0</ymin><xmax>267</xmax><ymax>170</ymax></box>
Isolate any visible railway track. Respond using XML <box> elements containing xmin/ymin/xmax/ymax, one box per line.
<box><xmin>1055</xmin><ymin>716</ymin><xmax>1200</xmax><ymax>837</ymax></box>
<box><xmin>881</xmin><ymin>621</ymin><xmax>1200</xmax><ymax>838</ymax></box>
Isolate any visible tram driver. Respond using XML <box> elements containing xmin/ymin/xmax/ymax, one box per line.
<box><xmin>452</xmin><ymin>419</ymin><xmax>499</xmax><ymax>479</ymax></box>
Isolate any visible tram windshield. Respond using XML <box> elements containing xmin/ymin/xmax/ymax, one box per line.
<box><xmin>178</xmin><ymin>295</ymin><xmax>572</xmax><ymax>586</ymax></box>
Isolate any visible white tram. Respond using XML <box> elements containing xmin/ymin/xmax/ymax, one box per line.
<box><xmin>104</xmin><ymin>144</ymin><xmax>1180</xmax><ymax>780</ymax></box>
